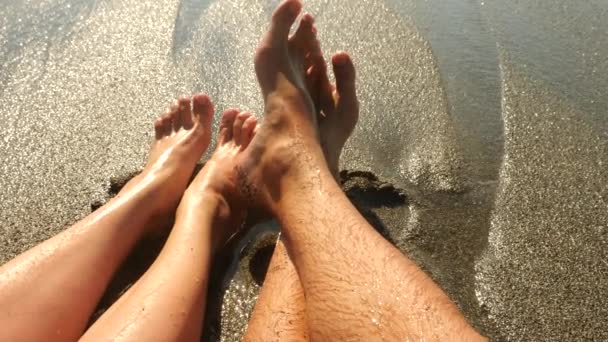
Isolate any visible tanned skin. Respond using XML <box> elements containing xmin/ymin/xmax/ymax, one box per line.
<box><xmin>83</xmin><ymin>106</ymin><xmax>259</xmax><ymax>341</ymax></box>
<box><xmin>0</xmin><ymin>94</ymin><xmax>214</xmax><ymax>341</ymax></box>
<box><xmin>0</xmin><ymin>1</ymin><xmax>487</xmax><ymax>340</ymax></box>
<box><xmin>244</xmin><ymin>12</ymin><xmax>359</xmax><ymax>342</ymax></box>
<box><xmin>235</xmin><ymin>0</ymin><xmax>487</xmax><ymax>340</ymax></box>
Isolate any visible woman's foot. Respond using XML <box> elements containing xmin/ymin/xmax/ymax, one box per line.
<box><xmin>179</xmin><ymin>109</ymin><xmax>259</xmax><ymax>251</ymax></box>
<box><xmin>81</xmin><ymin>110</ymin><xmax>257</xmax><ymax>341</ymax></box>
<box><xmin>117</xmin><ymin>94</ymin><xmax>213</xmax><ymax>218</ymax></box>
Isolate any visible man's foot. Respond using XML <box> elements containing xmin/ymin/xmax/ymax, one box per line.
<box><xmin>253</xmin><ymin>0</ymin><xmax>322</xmax><ymax>139</ymax></box>
<box><xmin>222</xmin><ymin>0</ymin><xmax>332</xmax><ymax>210</ymax></box>
<box><xmin>233</xmin><ymin>0</ymin><xmax>358</xmax><ymax>210</ymax></box>
<box><xmin>179</xmin><ymin>109</ymin><xmax>258</xmax><ymax>250</ymax></box>
<box><xmin>276</xmin><ymin>9</ymin><xmax>358</xmax><ymax>176</ymax></box>
<box><xmin>307</xmin><ymin>50</ymin><xmax>360</xmax><ymax>178</ymax></box>
<box><xmin>254</xmin><ymin>0</ymin><xmax>314</xmax><ymax>115</ymax></box>
<box><xmin>118</xmin><ymin>94</ymin><xmax>213</xmax><ymax>217</ymax></box>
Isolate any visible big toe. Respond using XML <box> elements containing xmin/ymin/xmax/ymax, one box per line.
<box><xmin>218</xmin><ymin>109</ymin><xmax>239</xmax><ymax>146</ymax></box>
<box><xmin>269</xmin><ymin>0</ymin><xmax>302</xmax><ymax>46</ymax></box>
<box><xmin>332</xmin><ymin>52</ymin><xmax>359</xmax><ymax>119</ymax></box>
<box><xmin>290</xmin><ymin>13</ymin><xmax>315</xmax><ymax>49</ymax></box>
<box><xmin>233</xmin><ymin>111</ymin><xmax>253</xmax><ymax>146</ymax></box>
<box><xmin>255</xmin><ymin>0</ymin><xmax>302</xmax><ymax>95</ymax></box>
<box><xmin>178</xmin><ymin>96</ymin><xmax>193</xmax><ymax>129</ymax></box>
<box><xmin>192</xmin><ymin>93</ymin><xmax>214</xmax><ymax>130</ymax></box>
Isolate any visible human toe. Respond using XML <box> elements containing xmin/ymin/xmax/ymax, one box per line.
<box><xmin>218</xmin><ymin>109</ymin><xmax>239</xmax><ymax>146</ymax></box>
<box><xmin>240</xmin><ymin>116</ymin><xmax>258</xmax><ymax>151</ymax></box>
<box><xmin>233</xmin><ymin>111</ymin><xmax>253</xmax><ymax>146</ymax></box>
<box><xmin>269</xmin><ymin>0</ymin><xmax>302</xmax><ymax>46</ymax></box>
<box><xmin>192</xmin><ymin>93</ymin><xmax>214</xmax><ymax>130</ymax></box>
<box><xmin>332</xmin><ymin>52</ymin><xmax>359</xmax><ymax>116</ymax></box>
<box><xmin>177</xmin><ymin>96</ymin><xmax>193</xmax><ymax>129</ymax></box>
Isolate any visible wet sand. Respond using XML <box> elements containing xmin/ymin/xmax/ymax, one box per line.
<box><xmin>1</xmin><ymin>0</ymin><xmax>607</xmax><ymax>341</ymax></box>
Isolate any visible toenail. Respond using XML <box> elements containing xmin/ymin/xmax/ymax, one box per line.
<box><xmin>303</xmin><ymin>13</ymin><xmax>314</xmax><ymax>23</ymax></box>
<box><xmin>334</xmin><ymin>53</ymin><xmax>349</xmax><ymax>66</ymax></box>
<box><xmin>195</xmin><ymin>95</ymin><xmax>209</xmax><ymax>105</ymax></box>
<box><xmin>287</xmin><ymin>1</ymin><xmax>299</xmax><ymax>15</ymax></box>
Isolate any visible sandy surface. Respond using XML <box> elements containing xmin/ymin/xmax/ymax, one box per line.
<box><xmin>0</xmin><ymin>0</ymin><xmax>606</xmax><ymax>341</ymax></box>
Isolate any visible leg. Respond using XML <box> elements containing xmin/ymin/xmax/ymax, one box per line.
<box><xmin>0</xmin><ymin>95</ymin><xmax>213</xmax><ymax>341</ymax></box>
<box><xmin>238</xmin><ymin>1</ymin><xmax>487</xmax><ymax>340</ymax></box>
<box><xmin>244</xmin><ymin>236</ymin><xmax>309</xmax><ymax>341</ymax></box>
<box><xmin>244</xmin><ymin>13</ymin><xmax>359</xmax><ymax>340</ymax></box>
<box><xmin>82</xmin><ymin>109</ymin><xmax>259</xmax><ymax>341</ymax></box>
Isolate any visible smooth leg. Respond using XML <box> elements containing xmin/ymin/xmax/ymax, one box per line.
<box><xmin>83</xmin><ymin>110</ymin><xmax>258</xmax><ymax>341</ymax></box>
<box><xmin>81</xmin><ymin>193</ymin><xmax>222</xmax><ymax>341</ymax></box>
<box><xmin>0</xmin><ymin>189</ymin><xmax>163</xmax><ymax>341</ymax></box>
<box><xmin>0</xmin><ymin>95</ymin><xmax>213</xmax><ymax>342</ymax></box>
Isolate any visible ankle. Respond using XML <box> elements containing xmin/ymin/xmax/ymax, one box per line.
<box><xmin>266</xmin><ymin>152</ymin><xmax>337</xmax><ymax>212</ymax></box>
<box><xmin>175</xmin><ymin>190</ymin><xmax>235</xmax><ymax>249</ymax></box>
<box><xmin>179</xmin><ymin>187</ymin><xmax>223</xmax><ymax>214</ymax></box>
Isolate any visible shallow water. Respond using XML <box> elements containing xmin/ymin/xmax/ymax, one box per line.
<box><xmin>0</xmin><ymin>0</ymin><xmax>606</xmax><ymax>341</ymax></box>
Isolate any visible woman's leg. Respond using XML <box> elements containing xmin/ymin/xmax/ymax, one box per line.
<box><xmin>82</xmin><ymin>109</ymin><xmax>259</xmax><ymax>341</ymax></box>
<box><xmin>0</xmin><ymin>94</ymin><xmax>213</xmax><ymax>342</ymax></box>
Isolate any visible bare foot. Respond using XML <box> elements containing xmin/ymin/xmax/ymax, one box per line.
<box><xmin>280</xmin><ymin>12</ymin><xmax>359</xmax><ymax>176</ymax></box>
<box><xmin>233</xmin><ymin>0</ymin><xmax>358</xmax><ymax>211</ymax></box>
<box><xmin>254</xmin><ymin>0</ymin><xmax>314</xmax><ymax>117</ymax></box>
<box><xmin>218</xmin><ymin>0</ymin><xmax>325</xmax><ymax>210</ymax></box>
<box><xmin>179</xmin><ymin>109</ymin><xmax>259</xmax><ymax>250</ymax></box>
<box><xmin>306</xmin><ymin>49</ymin><xmax>360</xmax><ymax>177</ymax></box>
<box><xmin>117</xmin><ymin>94</ymin><xmax>213</xmax><ymax>218</ymax></box>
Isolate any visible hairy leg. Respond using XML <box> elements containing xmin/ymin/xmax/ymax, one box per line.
<box><xmin>243</xmin><ymin>11</ymin><xmax>318</xmax><ymax>341</ymax></box>
<box><xmin>244</xmin><ymin>13</ymin><xmax>359</xmax><ymax>340</ymax></box>
<box><xmin>82</xmin><ymin>109</ymin><xmax>258</xmax><ymax>341</ymax></box>
<box><xmin>0</xmin><ymin>95</ymin><xmax>213</xmax><ymax>341</ymax></box>
<box><xmin>236</xmin><ymin>1</ymin><xmax>487</xmax><ymax>340</ymax></box>
<box><xmin>244</xmin><ymin>235</ymin><xmax>308</xmax><ymax>342</ymax></box>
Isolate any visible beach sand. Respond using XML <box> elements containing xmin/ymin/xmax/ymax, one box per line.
<box><xmin>1</xmin><ymin>0</ymin><xmax>606</xmax><ymax>340</ymax></box>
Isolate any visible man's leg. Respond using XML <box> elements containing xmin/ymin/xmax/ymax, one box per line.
<box><xmin>244</xmin><ymin>15</ymin><xmax>359</xmax><ymax>338</ymax></box>
<box><xmin>82</xmin><ymin>109</ymin><xmax>259</xmax><ymax>341</ymax></box>
<box><xmin>244</xmin><ymin>236</ymin><xmax>309</xmax><ymax>341</ymax></box>
<box><xmin>236</xmin><ymin>1</ymin><xmax>487</xmax><ymax>340</ymax></box>
<box><xmin>0</xmin><ymin>94</ymin><xmax>213</xmax><ymax>341</ymax></box>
